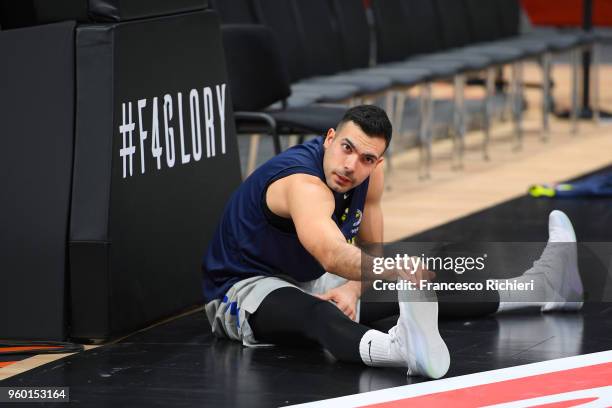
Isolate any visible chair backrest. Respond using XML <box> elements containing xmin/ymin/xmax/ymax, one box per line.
<box><xmin>402</xmin><ymin>0</ymin><xmax>444</xmax><ymax>54</ymax></box>
<box><xmin>209</xmin><ymin>0</ymin><xmax>257</xmax><ymax>24</ymax></box>
<box><xmin>370</xmin><ymin>0</ymin><xmax>412</xmax><ymax>63</ymax></box>
<box><xmin>433</xmin><ymin>0</ymin><xmax>472</xmax><ymax>49</ymax></box>
<box><xmin>329</xmin><ymin>0</ymin><xmax>371</xmax><ymax>70</ymax></box>
<box><xmin>252</xmin><ymin>0</ymin><xmax>311</xmax><ymax>82</ymax></box>
<box><xmin>293</xmin><ymin>0</ymin><xmax>344</xmax><ymax>77</ymax></box>
<box><xmin>465</xmin><ymin>0</ymin><xmax>503</xmax><ymax>43</ymax></box>
<box><xmin>221</xmin><ymin>24</ymin><xmax>291</xmax><ymax>110</ymax></box>
<box><xmin>498</xmin><ymin>0</ymin><xmax>520</xmax><ymax>38</ymax></box>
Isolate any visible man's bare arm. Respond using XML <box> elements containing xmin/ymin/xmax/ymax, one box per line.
<box><xmin>286</xmin><ymin>174</ymin><xmax>365</xmax><ymax>281</ymax></box>
<box><xmin>357</xmin><ymin>163</ymin><xmax>384</xmax><ymax>245</ymax></box>
<box><xmin>337</xmin><ymin>164</ymin><xmax>385</xmax><ymax>295</ymax></box>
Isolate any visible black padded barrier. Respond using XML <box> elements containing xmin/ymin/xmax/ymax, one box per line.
<box><xmin>0</xmin><ymin>21</ymin><xmax>76</xmax><ymax>340</ymax></box>
<box><xmin>70</xmin><ymin>10</ymin><xmax>241</xmax><ymax>340</ymax></box>
<box><xmin>34</xmin><ymin>0</ymin><xmax>208</xmax><ymax>23</ymax></box>
<box><xmin>0</xmin><ymin>0</ymin><xmax>36</xmax><ymax>29</ymax></box>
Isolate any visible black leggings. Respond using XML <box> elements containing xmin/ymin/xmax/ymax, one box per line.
<box><xmin>360</xmin><ymin>286</ymin><xmax>500</xmax><ymax>323</ymax></box>
<box><xmin>249</xmin><ymin>287</ymin><xmax>370</xmax><ymax>362</ymax></box>
<box><xmin>248</xmin><ymin>286</ymin><xmax>500</xmax><ymax>363</ymax></box>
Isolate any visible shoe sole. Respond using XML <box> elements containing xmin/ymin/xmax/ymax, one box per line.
<box><xmin>398</xmin><ymin>290</ymin><xmax>450</xmax><ymax>379</ymax></box>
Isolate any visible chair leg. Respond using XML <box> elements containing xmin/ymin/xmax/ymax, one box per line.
<box><xmin>385</xmin><ymin>91</ymin><xmax>395</xmax><ymax>129</ymax></box>
<box><xmin>451</xmin><ymin>78</ymin><xmax>459</xmax><ymax>169</ymax></box>
<box><xmin>483</xmin><ymin>67</ymin><xmax>495</xmax><ymax>161</ymax></box>
<box><xmin>271</xmin><ymin>128</ymin><xmax>281</xmax><ymax>155</ymax></box>
<box><xmin>502</xmin><ymin>66</ymin><xmax>512</xmax><ymax>122</ymax></box>
<box><xmin>452</xmin><ymin>74</ymin><xmax>466</xmax><ymax>170</ymax></box>
<box><xmin>541</xmin><ymin>52</ymin><xmax>552</xmax><ymax>142</ymax></box>
<box><xmin>234</xmin><ymin>112</ymin><xmax>280</xmax><ymax>155</ymax></box>
<box><xmin>388</xmin><ymin>89</ymin><xmax>407</xmax><ymax>173</ymax></box>
<box><xmin>511</xmin><ymin>62</ymin><xmax>523</xmax><ymax>152</ymax></box>
<box><xmin>425</xmin><ymin>83</ymin><xmax>434</xmax><ymax>179</ymax></box>
<box><xmin>394</xmin><ymin>90</ymin><xmax>407</xmax><ymax>139</ymax></box>
<box><xmin>384</xmin><ymin>91</ymin><xmax>396</xmax><ymax>174</ymax></box>
<box><xmin>349</xmin><ymin>97</ymin><xmax>362</xmax><ymax>107</ymax></box>
<box><xmin>418</xmin><ymin>83</ymin><xmax>433</xmax><ymax>180</ymax></box>
<box><xmin>570</xmin><ymin>48</ymin><xmax>580</xmax><ymax>135</ymax></box>
<box><xmin>418</xmin><ymin>86</ymin><xmax>426</xmax><ymax>179</ymax></box>
<box><xmin>592</xmin><ymin>43</ymin><xmax>601</xmax><ymax>126</ymax></box>
<box><xmin>246</xmin><ymin>134</ymin><xmax>261</xmax><ymax>177</ymax></box>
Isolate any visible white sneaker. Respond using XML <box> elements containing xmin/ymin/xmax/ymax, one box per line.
<box><xmin>533</xmin><ymin>210</ymin><xmax>584</xmax><ymax>312</ymax></box>
<box><xmin>389</xmin><ymin>288</ymin><xmax>450</xmax><ymax>379</ymax></box>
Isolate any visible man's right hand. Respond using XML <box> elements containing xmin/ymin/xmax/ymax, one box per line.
<box><xmin>372</xmin><ymin>256</ymin><xmax>436</xmax><ymax>283</ymax></box>
<box><xmin>398</xmin><ymin>259</ymin><xmax>436</xmax><ymax>283</ymax></box>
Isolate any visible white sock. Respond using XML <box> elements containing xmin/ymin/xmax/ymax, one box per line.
<box><xmin>358</xmin><ymin>329</ymin><xmax>405</xmax><ymax>368</ymax></box>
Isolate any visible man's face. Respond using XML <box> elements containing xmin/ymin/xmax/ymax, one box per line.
<box><xmin>322</xmin><ymin>121</ymin><xmax>386</xmax><ymax>193</ymax></box>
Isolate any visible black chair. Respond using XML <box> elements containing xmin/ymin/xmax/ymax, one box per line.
<box><xmin>411</xmin><ymin>0</ymin><xmax>572</xmax><ymax>154</ymax></box>
<box><xmin>328</xmin><ymin>0</ymin><xmax>371</xmax><ymax>72</ymax></box>
<box><xmin>462</xmin><ymin>0</ymin><xmax>554</xmax><ymax>69</ymax></box>
<box><xmin>210</xmin><ymin>0</ymin><xmax>326</xmax><ymax>108</ymax></box>
<box><xmin>432</xmin><ymin>0</ymin><xmax>541</xmax><ymax>151</ymax></box>
<box><xmin>432</xmin><ymin>0</ymin><xmax>542</xmax><ymax>69</ymax></box>
<box><xmin>311</xmin><ymin>0</ymin><xmax>460</xmax><ymax>179</ymax></box>
<box><xmin>370</xmin><ymin>0</ymin><xmax>498</xmax><ymax>172</ymax></box>
<box><xmin>496</xmin><ymin>0</ymin><xmax>591</xmax><ymax>50</ymax></box>
<box><xmin>495</xmin><ymin>0</ymin><xmax>598</xmax><ymax>132</ymax></box>
<box><xmin>291</xmin><ymin>0</ymin><xmax>393</xmax><ymax>97</ymax></box>
<box><xmin>470</xmin><ymin>0</ymin><xmax>597</xmax><ymax>137</ymax></box>
<box><xmin>384</xmin><ymin>0</ymin><xmax>493</xmax><ymax>70</ymax></box>
<box><xmin>252</xmin><ymin>0</ymin><xmax>360</xmax><ymax>103</ymax></box>
<box><xmin>330</xmin><ymin>0</ymin><xmax>453</xmax><ymax>178</ymax></box>
<box><xmin>222</xmin><ymin>24</ymin><xmax>347</xmax><ymax>155</ymax></box>
<box><xmin>331</xmin><ymin>0</ymin><xmax>456</xmax><ymax>77</ymax></box>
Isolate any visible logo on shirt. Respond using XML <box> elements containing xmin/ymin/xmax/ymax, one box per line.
<box><xmin>353</xmin><ymin>210</ymin><xmax>362</xmax><ymax>227</ymax></box>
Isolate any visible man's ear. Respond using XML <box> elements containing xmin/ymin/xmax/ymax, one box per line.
<box><xmin>324</xmin><ymin>128</ymin><xmax>336</xmax><ymax>147</ymax></box>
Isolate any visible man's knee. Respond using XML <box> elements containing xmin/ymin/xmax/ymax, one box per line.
<box><xmin>306</xmin><ymin>296</ymin><xmax>351</xmax><ymax>327</ymax></box>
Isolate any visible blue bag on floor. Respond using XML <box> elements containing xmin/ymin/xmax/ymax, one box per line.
<box><xmin>529</xmin><ymin>172</ymin><xmax>612</xmax><ymax>198</ymax></box>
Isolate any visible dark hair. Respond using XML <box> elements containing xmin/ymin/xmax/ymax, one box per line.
<box><xmin>337</xmin><ymin>105</ymin><xmax>393</xmax><ymax>149</ymax></box>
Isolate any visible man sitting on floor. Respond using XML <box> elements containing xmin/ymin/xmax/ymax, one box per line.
<box><xmin>202</xmin><ymin>105</ymin><xmax>583</xmax><ymax>379</ymax></box>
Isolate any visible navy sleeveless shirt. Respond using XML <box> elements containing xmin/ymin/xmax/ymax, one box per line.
<box><xmin>202</xmin><ymin>137</ymin><xmax>370</xmax><ymax>302</ymax></box>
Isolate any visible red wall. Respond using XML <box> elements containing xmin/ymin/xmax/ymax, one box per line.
<box><xmin>522</xmin><ymin>0</ymin><xmax>612</xmax><ymax>27</ymax></box>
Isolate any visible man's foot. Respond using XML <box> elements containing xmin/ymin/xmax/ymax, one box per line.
<box><xmin>389</xmin><ymin>289</ymin><xmax>450</xmax><ymax>379</ymax></box>
<box><xmin>528</xmin><ymin>210</ymin><xmax>583</xmax><ymax>312</ymax></box>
